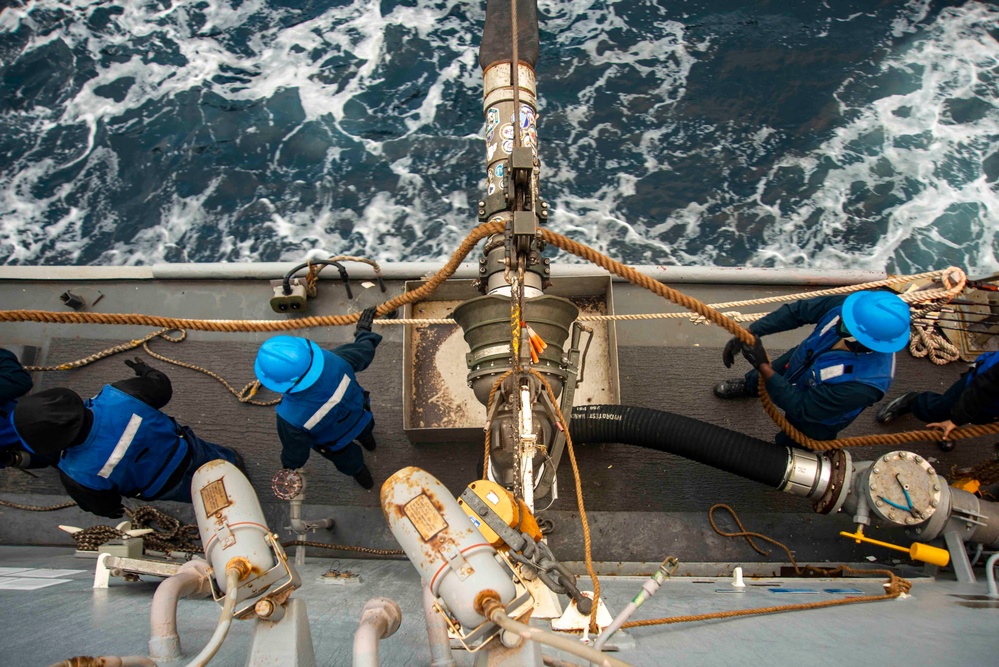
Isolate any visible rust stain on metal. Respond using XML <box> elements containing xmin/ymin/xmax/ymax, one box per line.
<box><xmin>474</xmin><ymin>589</ymin><xmax>501</xmax><ymax>615</ymax></box>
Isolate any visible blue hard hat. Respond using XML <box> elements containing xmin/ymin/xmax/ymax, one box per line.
<box><xmin>254</xmin><ymin>336</ymin><xmax>324</xmax><ymax>394</ymax></box>
<box><xmin>840</xmin><ymin>291</ymin><xmax>910</xmax><ymax>353</ymax></box>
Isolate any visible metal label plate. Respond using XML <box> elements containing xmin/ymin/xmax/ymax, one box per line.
<box><xmin>404</xmin><ymin>493</ymin><xmax>448</xmax><ymax>541</ymax></box>
<box><xmin>200</xmin><ymin>479</ymin><xmax>231</xmax><ymax>516</ymax></box>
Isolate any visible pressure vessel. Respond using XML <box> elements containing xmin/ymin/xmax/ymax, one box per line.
<box><xmin>192</xmin><ymin>459</ymin><xmax>275</xmax><ymax>592</ymax></box>
<box><xmin>381</xmin><ymin>466</ymin><xmax>515</xmax><ymax>630</ymax></box>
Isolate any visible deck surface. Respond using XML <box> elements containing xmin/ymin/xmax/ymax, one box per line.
<box><xmin>2</xmin><ymin>546</ymin><xmax>997</xmax><ymax>667</ymax></box>
<box><xmin>1</xmin><ymin>277</ymin><xmax>998</xmax><ymax>666</ymax></box>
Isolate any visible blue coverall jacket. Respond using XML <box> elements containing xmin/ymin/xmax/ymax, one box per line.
<box><xmin>276</xmin><ymin>329</ymin><xmax>382</xmax><ymax>469</ymax></box>
<box><xmin>745</xmin><ymin>294</ymin><xmax>895</xmax><ymax>443</ymax></box>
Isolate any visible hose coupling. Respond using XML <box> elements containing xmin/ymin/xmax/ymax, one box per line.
<box><xmin>780</xmin><ymin>448</ymin><xmax>832</xmax><ymax>499</ymax></box>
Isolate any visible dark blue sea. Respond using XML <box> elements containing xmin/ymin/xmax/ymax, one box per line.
<box><xmin>1</xmin><ymin>0</ymin><xmax>997</xmax><ymax>274</ymax></box>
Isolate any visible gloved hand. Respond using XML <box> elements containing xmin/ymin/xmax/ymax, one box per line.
<box><xmin>355</xmin><ymin>307</ymin><xmax>377</xmax><ymax>333</ymax></box>
<box><xmin>722</xmin><ymin>336</ymin><xmax>743</xmax><ymax>368</ymax></box>
<box><xmin>741</xmin><ymin>336</ymin><xmax>769</xmax><ymax>371</ymax></box>
<box><xmin>124</xmin><ymin>356</ymin><xmax>153</xmax><ymax>376</ymax></box>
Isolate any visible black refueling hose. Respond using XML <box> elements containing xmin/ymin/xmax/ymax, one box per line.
<box><xmin>479</xmin><ymin>0</ymin><xmax>539</xmax><ymax>70</ymax></box>
<box><xmin>570</xmin><ymin>404</ymin><xmax>792</xmax><ymax>489</ymax></box>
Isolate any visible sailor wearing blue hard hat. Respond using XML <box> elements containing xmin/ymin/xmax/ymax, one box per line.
<box><xmin>12</xmin><ymin>357</ymin><xmax>244</xmax><ymax>518</ymax></box>
<box><xmin>714</xmin><ymin>290</ymin><xmax>910</xmax><ymax>446</ymax></box>
<box><xmin>255</xmin><ymin>307</ymin><xmax>382</xmax><ymax>489</ymax></box>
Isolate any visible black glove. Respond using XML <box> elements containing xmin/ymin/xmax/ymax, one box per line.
<box><xmin>124</xmin><ymin>357</ymin><xmax>153</xmax><ymax>376</ymax></box>
<box><xmin>741</xmin><ymin>336</ymin><xmax>769</xmax><ymax>371</ymax></box>
<box><xmin>356</xmin><ymin>307</ymin><xmax>377</xmax><ymax>333</ymax></box>
<box><xmin>722</xmin><ymin>336</ymin><xmax>742</xmax><ymax>368</ymax></box>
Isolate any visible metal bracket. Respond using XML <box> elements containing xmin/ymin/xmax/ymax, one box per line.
<box><xmin>944</xmin><ymin>530</ymin><xmax>976</xmax><ymax>583</ymax></box>
<box><xmin>478</xmin><ymin>191</ymin><xmax>509</xmax><ymax>221</ymax></box>
<box><xmin>441</xmin><ymin>543</ymin><xmax>474</xmax><ymax>581</ymax></box>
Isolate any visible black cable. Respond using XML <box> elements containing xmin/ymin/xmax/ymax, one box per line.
<box><xmin>281</xmin><ymin>260</ymin><xmax>352</xmax><ymax>298</ymax></box>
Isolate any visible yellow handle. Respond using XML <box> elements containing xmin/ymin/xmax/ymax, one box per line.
<box><xmin>839</xmin><ymin>530</ymin><xmax>950</xmax><ymax>567</ymax></box>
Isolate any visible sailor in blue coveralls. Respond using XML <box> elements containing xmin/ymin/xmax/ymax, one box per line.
<box><xmin>12</xmin><ymin>358</ymin><xmax>242</xmax><ymax>518</ymax></box>
<box><xmin>876</xmin><ymin>351</ymin><xmax>999</xmax><ymax>441</ymax></box>
<box><xmin>254</xmin><ymin>307</ymin><xmax>381</xmax><ymax>489</ymax></box>
<box><xmin>0</xmin><ymin>347</ymin><xmax>52</xmax><ymax>469</ymax></box>
<box><xmin>714</xmin><ymin>291</ymin><xmax>911</xmax><ymax>447</ymax></box>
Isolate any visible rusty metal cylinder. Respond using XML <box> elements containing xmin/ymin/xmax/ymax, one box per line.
<box><xmin>380</xmin><ymin>467</ymin><xmax>516</xmax><ymax>630</ymax></box>
<box><xmin>192</xmin><ymin>459</ymin><xmax>274</xmax><ymax>592</ymax></box>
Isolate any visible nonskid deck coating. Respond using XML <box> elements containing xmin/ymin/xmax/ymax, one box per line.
<box><xmin>1</xmin><ymin>276</ymin><xmax>998</xmax><ymax>665</ymax></box>
<box><xmin>2</xmin><ymin>546</ymin><xmax>997</xmax><ymax>667</ymax></box>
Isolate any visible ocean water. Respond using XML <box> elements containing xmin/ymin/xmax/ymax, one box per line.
<box><xmin>0</xmin><ymin>0</ymin><xmax>997</xmax><ymax>275</ymax></box>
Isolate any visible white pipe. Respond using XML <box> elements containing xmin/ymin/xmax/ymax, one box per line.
<box><xmin>184</xmin><ymin>567</ymin><xmax>241</xmax><ymax>667</ymax></box>
<box><xmin>422</xmin><ymin>583</ymin><xmax>457</xmax><ymax>667</ymax></box>
<box><xmin>352</xmin><ymin>597</ymin><xmax>402</xmax><ymax>667</ymax></box>
<box><xmin>287</xmin><ymin>475</ymin><xmax>334</xmax><ymax>566</ymax></box>
<box><xmin>986</xmin><ymin>553</ymin><xmax>999</xmax><ymax>598</ymax></box>
<box><xmin>485</xmin><ymin>604</ymin><xmax>634</xmax><ymax>667</ymax></box>
<box><xmin>149</xmin><ymin>560</ymin><xmax>212</xmax><ymax>661</ymax></box>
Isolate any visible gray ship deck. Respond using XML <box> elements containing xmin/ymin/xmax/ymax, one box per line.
<box><xmin>4</xmin><ymin>546</ymin><xmax>998</xmax><ymax>667</ymax></box>
<box><xmin>1</xmin><ymin>271</ymin><xmax>997</xmax><ymax>665</ymax></box>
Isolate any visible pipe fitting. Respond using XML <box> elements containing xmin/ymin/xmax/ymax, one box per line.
<box><xmin>474</xmin><ymin>589</ymin><xmax>504</xmax><ymax>618</ymax></box>
<box><xmin>225</xmin><ymin>557</ymin><xmax>252</xmax><ymax>581</ymax></box>
<box><xmin>353</xmin><ymin>598</ymin><xmax>403</xmax><ymax>667</ymax></box>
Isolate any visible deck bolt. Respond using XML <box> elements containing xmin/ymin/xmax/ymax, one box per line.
<box><xmin>875</xmin><ymin>500</ymin><xmax>883</xmax><ymax>507</ymax></box>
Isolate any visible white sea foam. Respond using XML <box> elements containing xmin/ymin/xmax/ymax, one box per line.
<box><xmin>0</xmin><ymin>0</ymin><xmax>995</xmax><ymax>275</ymax></box>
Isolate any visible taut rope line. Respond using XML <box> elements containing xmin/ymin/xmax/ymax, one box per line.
<box><xmin>1</xmin><ymin>224</ymin><xmax>991</xmax><ymax>448</ymax></box>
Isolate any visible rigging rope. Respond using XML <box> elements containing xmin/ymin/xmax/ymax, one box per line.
<box><xmin>1</xmin><ymin>223</ymin><xmax>992</xmax><ymax>447</ymax></box>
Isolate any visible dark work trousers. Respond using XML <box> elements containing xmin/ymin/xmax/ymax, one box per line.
<box><xmin>156</xmin><ymin>426</ymin><xmax>241</xmax><ymax>503</ymax></box>
<box><xmin>745</xmin><ymin>348</ymin><xmax>835</xmax><ymax>449</ymax></box>
<box><xmin>317</xmin><ymin>414</ymin><xmax>374</xmax><ymax>476</ymax></box>
<box><xmin>911</xmin><ymin>376</ymin><xmax>972</xmax><ymax>423</ymax></box>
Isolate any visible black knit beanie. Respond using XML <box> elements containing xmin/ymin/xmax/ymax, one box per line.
<box><xmin>13</xmin><ymin>388</ymin><xmax>89</xmax><ymax>456</ymax></box>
